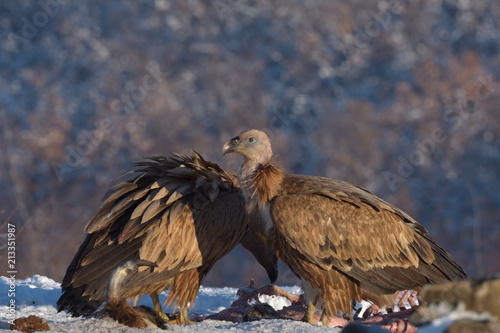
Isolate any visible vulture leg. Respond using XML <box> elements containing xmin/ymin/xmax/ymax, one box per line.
<box><xmin>319</xmin><ymin>311</ymin><xmax>331</xmax><ymax>327</ymax></box>
<box><xmin>150</xmin><ymin>292</ymin><xmax>194</xmax><ymax>324</ymax></box>
<box><xmin>301</xmin><ymin>281</ymin><xmax>320</xmax><ymax>324</ymax></box>
<box><xmin>150</xmin><ymin>293</ymin><xmax>170</xmax><ymax>321</ymax></box>
<box><xmin>179</xmin><ymin>306</ymin><xmax>194</xmax><ymax>325</ymax></box>
<box><xmin>319</xmin><ymin>308</ymin><xmax>350</xmax><ymax>327</ymax></box>
<box><xmin>163</xmin><ymin>306</ymin><xmax>194</xmax><ymax>325</ymax></box>
<box><xmin>302</xmin><ymin>305</ymin><xmax>317</xmax><ymax>324</ymax></box>
<box><xmin>396</xmin><ymin>290</ymin><xmax>410</xmax><ymax>310</ymax></box>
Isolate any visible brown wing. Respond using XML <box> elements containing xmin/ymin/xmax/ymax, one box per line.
<box><xmin>58</xmin><ymin>151</ymin><xmax>247</xmax><ymax>316</ymax></box>
<box><xmin>163</xmin><ymin>184</ymin><xmax>280</xmax><ymax>311</ymax></box>
<box><xmin>270</xmin><ymin>175</ymin><xmax>466</xmax><ymax>294</ymax></box>
<box><xmin>152</xmin><ymin>184</ymin><xmax>248</xmax><ymax>311</ymax></box>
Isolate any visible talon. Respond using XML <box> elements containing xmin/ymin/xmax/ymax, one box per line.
<box><xmin>157</xmin><ymin>311</ymin><xmax>171</xmax><ymax>321</ymax></box>
<box><xmin>408</xmin><ymin>290</ymin><xmax>419</xmax><ymax>308</ymax></box>
<box><xmin>164</xmin><ymin>308</ymin><xmax>195</xmax><ymax>325</ymax></box>
<box><xmin>164</xmin><ymin>312</ymin><xmax>182</xmax><ymax>325</ymax></box>
<box><xmin>397</xmin><ymin>290</ymin><xmax>410</xmax><ymax>309</ymax></box>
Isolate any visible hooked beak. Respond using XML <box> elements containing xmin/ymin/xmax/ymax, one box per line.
<box><xmin>222</xmin><ymin>136</ymin><xmax>240</xmax><ymax>155</ymax></box>
<box><xmin>134</xmin><ymin>259</ymin><xmax>159</xmax><ymax>269</ymax></box>
<box><xmin>107</xmin><ymin>259</ymin><xmax>159</xmax><ymax>302</ymax></box>
<box><xmin>134</xmin><ymin>259</ymin><xmax>158</xmax><ymax>274</ymax></box>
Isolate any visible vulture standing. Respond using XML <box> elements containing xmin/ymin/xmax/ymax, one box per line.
<box><xmin>57</xmin><ymin>151</ymin><xmax>278</xmax><ymax>325</ymax></box>
<box><xmin>223</xmin><ymin>129</ymin><xmax>466</xmax><ymax>325</ymax></box>
<box><xmin>96</xmin><ymin>259</ymin><xmax>167</xmax><ymax>329</ymax></box>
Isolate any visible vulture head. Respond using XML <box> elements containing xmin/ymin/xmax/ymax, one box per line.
<box><xmin>222</xmin><ymin>129</ymin><xmax>273</xmax><ymax>164</ymax></box>
<box><xmin>106</xmin><ymin>259</ymin><xmax>158</xmax><ymax>302</ymax></box>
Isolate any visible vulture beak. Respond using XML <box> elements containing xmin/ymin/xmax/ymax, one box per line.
<box><xmin>107</xmin><ymin>259</ymin><xmax>158</xmax><ymax>301</ymax></box>
<box><xmin>222</xmin><ymin>136</ymin><xmax>240</xmax><ymax>155</ymax></box>
<box><xmin>134</xmin><ymin>259</ymin><xmax>159</xmax><ymax>269</ymax></box>
<box><xmin>134</xmin><ymin>259</ymin><xmax>158</xmax><ymax>273</ymax></box>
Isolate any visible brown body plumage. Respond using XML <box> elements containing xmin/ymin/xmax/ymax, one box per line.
<box><xmin>223</xmin><ymin>129</ymin><xmax>466</xmax><ymax>325</ymax></box>
<box><xmin>57</xmin><ymin>151</ymin><xmax>278</xmax><ymax>324</ymax></box>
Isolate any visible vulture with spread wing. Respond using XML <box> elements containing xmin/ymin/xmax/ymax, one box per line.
<box><xmin>57</xmin><ymin>151</ymin><xmax>278</xmax><ymax>324</ymax></box>
<box><xmin>223</xmin><ymin>129</ymin><xmax>466</xmax><ymax>325</ymax></box>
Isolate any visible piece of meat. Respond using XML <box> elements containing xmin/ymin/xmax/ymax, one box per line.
<box><xmin>204</xmin><ymin>282</ymin><xmax>419</xmax><ymax>330</ymax></box>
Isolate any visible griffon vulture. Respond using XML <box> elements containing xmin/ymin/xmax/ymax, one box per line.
<box><xmin>223</xmin><ymin>129</ymin><xmax>466</xmax><ymax>325</ymax></box>
<box><xmin>57</xmin><ymin>151</ymin><xmax>278</xmax><ymax>325</ymax></box>
<box><xmin>96</xmin><ymin>259</ymin><xmax>166</xmax><ymax>329</ymax></box>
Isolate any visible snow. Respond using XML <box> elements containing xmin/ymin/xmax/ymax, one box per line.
<box><xmin>0</xmin><ymin>275</ymin><xmax>340</xmax><ymax>332</ymax></box>
<box><xmin>252</xmin><ymin>286</ymin><xmax>302</xmax><ymax>311</ymax></box>
<box><xmin>355</xmin><ymin>300</ymin><xmax>375</xmax><ymax>318</ymax></box>
<box><xmin>255</xmin><ymin>294</ymin><xmax>291</xmax><ymax>311</ymax></box>
<box><xmin>1</xmin><ymin>275</ymin><xmax>495</xmax><ymax>332</ymax></box>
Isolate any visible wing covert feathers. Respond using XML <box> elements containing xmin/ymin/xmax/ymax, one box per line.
<box><xmin>58</xmin><ymin>151</ymin><xmax>251</xmax><ymax>317</ymax></box>
<box><xmin>243</xmin><ymin>159</ymin><xmax>465</xmax><ymax>315</ymax></box>
<box><xmin>248</xmin><ymin>164</ymin><xmax>465</xmax><ymax>295</ymax></box>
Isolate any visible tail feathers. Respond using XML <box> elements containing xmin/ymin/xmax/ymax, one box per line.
<box><xmin>57</xmin><ymin>285</ymin><xmax>103</xmax><ymax>317</ymax></box>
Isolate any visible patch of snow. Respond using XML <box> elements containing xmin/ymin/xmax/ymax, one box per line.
<box><xmin>355</xmin><ymin>300</ymin><xmax>374</xmax><ymax>318</ymax></box>
<box><xmin>11</xmin><ymin>275</ymin><xmax>60</xmax><ymax>290</ymax></box>
<box><xmin>0</xmin><ymin>275</ymin><xmax>489</xmax><ymax>332</ymax></box>
<box><xmin>189</xmin><ymin>286</ymin><xmax>239</xmax><ymax>314</ymax></box>
<box><xmin>256</xmin><ymin>294</ymin><xmax>291</xmax><ymax>311</ymax></box>
<box><xmin>2</xmin><ymin>275</ymin><xmax>339</xmax><ymax>332</ymax></box>
<box><xmin>279</xmin><ymin>285</ymin><xmax>303</xmax><ymax>295</ymax></box>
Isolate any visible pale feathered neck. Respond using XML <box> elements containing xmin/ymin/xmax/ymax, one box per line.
<box><xmin>238</xmin><ymin>159</ymin><xmax>284</xmax><ymax>204</ymax></box>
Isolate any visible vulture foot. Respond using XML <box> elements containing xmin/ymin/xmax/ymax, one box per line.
<box><xmin>360</xmin><ymin>290</ymin><xmax>420</xmax><ymax>319</ymax></box>
<box><xmin>155</xmin><ymin>311</ymin><xmax>171</xmax><ymax>322</ymax></box>
<box><xmin>317</xmin><ymin>311</ymin><xmax>349</xmax><ymax>327</ymax></box>
<box><xmin>394</xmin><ymin>290</ymin><xmax>419</xmax><ymax>310</ymax></box>
<box><xmin>300</xmin><ymin>307</ymin><xmax>316</xmax><ymax>325</ymax></box>
<box><xmin>150</xmin><ymin>293</ymin><xmax>171</xmax><ymax>322</ymax></box>
<box><xmin>149</xmin><ymin>292</ymin><xmax>194</xmax><ymax>324</ymax></box>
<box><xmin>300</xmin><ymin>296</ymin><xmax>320</xmax><ymax>324</ymax></box>
<box><xmin>164</xmin><ymin>308</ymin><xmax>195</xmax><ymax>325</ymax></box>
<box><xmin>319</xmin><ymin>311</ymin><xmax>329</xmax><ymax>326</ymax></box>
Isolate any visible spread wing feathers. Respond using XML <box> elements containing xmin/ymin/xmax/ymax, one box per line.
<box><xmin>58</xmin><ymin>151</ymin><xmax>247</xmax><ymax>316</ymax></box>
<box><xmin>270</xmin><ymin>175</ymin><xmax>466</xmax><ymax>292</ymax></box>
<box><xmin>85</xmin><ymin>151</ymin><xmax>236</xmax><ymax>235</ymax></box>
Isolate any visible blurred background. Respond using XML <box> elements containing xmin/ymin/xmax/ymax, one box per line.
<box><xmin>1</xmin><ymin>0</ymin><xmax>499</xmax><ymax>287</ymax></box>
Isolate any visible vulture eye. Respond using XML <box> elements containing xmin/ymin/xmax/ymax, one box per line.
<box><xmin>248</xmin><ymin>137</ymin><xmax>255</xmax><ymax>143</ymax></box>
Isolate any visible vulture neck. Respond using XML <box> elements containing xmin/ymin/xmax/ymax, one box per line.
<box><xmin>239</xmin><ymin>158</ymin><xmax>284</xmax><ymax>205</ymax></box>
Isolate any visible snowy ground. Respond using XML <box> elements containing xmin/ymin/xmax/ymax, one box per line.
<box><xmin>0</xmin><ymin>275</ymin><xmax>495</xmax><ymax>332</ymax></box>
<box><xmin>0</xmin><ymin>275</ymin><xmax>336</xmax><ymax>333</ymax></box>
